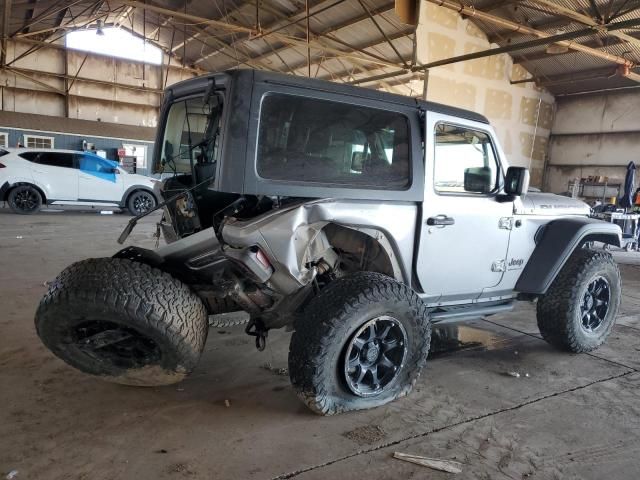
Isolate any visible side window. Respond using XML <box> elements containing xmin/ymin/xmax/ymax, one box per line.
<box><xmin>256</xmin><ymin>94</ymin><xmax>410</xmax><ymax>189</ymax></box>
<box><xmin>79</xmin><ymin>155</ymin><xmax>114</xmax><ymax>173</ymax></box>
<box><xmin>35</xmin><ymin>152</ymin><xmax>74</xmax><ymax>168</ymax></box>
<box><xmin>434</xmin><ymin>124</ymin><xmax>500</xmax><ymax>194</ymax></box>
<box><xmin>19</xmin><ymin>152</ymin><xmax>40</xmax><ymax>162</ymax></box>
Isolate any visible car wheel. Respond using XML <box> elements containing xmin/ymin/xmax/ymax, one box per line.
<box><xmin>8</xmin><ymin>185</ymin><xmax>42</xmax><ymax>214</ymax></box>
<box><xmin>35</xmin><ymin>258</ymin><xmax>208</xmax><ymax>386</ymax></box>
<box><xmin>127</xmin><ymin>190</ymin><xmax>156</xmax><ymax>216</ymax></box>
<box><xmin>288</xmin><ymin>272</ymin><xmax>431</xmax><ymax>415</ymax></box>
<box><xmin>537</xmin><ymin>249</ymin><xmax>620</xmax><ymax>353</ymax></box>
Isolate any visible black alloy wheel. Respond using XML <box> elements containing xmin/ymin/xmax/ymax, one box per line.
<box><xmin>127</xmin><ymin>191</ymin><xmax>156</xmax><ymax>215</ymax></box>
<box><xmin>343</xmin><ymin>315</ymin><xmax>407</xmax><ymax>397</ymax></box>
<box><xmin>8</xmin><ymin>185</ymin><xmax>42</xmax><ymax>214</ymax></box>
<box><xmin>580</xmin><ymin>276</ymin><xmax>610</xmax><ymax>333</ymax></box>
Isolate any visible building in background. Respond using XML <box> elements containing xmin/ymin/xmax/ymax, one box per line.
<box><xmin>0</xmin><ymin>111</ymin><xmax>155</xmax><ymax>176</ymax></box>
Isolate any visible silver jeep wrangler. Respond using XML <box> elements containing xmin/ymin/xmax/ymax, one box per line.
<box><xmin>36</xmin><ymin>70</ymin><xmax>622</xmax><ymax>415</ymax></box>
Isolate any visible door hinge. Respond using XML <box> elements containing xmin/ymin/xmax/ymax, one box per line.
<box><xmin>499</xmin><ymin>217</ymin><xmax>514</xmax><ymax>230</ymax></box>
<box><xmin>491</xmin><ymin>259</ymin><xmax>506</xmax><ymax>272</ymax></box>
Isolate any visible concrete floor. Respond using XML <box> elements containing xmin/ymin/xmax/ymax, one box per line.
<box><xmin>1</xmin><ymin>208</ymin><xmax>640</xmax><ymax>480</ymax></box>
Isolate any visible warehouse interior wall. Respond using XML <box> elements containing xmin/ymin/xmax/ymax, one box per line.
<box><xmin>415</xmin><ymin>1</ymin><xmax>555</xmax><ymax>187</ymax></box>
<box><xmin>0</xmin><ymin>38</ymin><xmax>197</xmax><ymax>127</ymax></box>
<box><xmin>545</xmin><ymin>90</ymin><xmax>640</xmax><ymax>195</ymax></box>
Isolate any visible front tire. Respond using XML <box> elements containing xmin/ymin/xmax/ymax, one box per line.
<box><xmin>8</xmin><ymin>185</ymin><xmax>42</xmax><ymax>214</ymax></box>
<box><xmin>127</xmin><ymin>190</ymin><xmax>156</xmax><ymax>216</ymax></box>
<box><xmin>289</xmin><ymin>272</ymin><xmax>431</xmax><ymax>415</ymax></box>
<box><xmin>35</xmin><ymin>258</ymin><xmax>208</xmax><ymax>386</ymax></box>
<box><xmin>537</xmin><ymin>249</ymin><xmax>620</xmax><ymax>353</ymax></box>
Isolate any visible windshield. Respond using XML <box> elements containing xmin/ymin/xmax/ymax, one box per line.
<box><xmin>159</xmin><ymin>93</ymin><xmax>223</xmax><ymax>178</ymax></box>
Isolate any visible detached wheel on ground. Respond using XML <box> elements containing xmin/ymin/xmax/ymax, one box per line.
<box><xmin>537</xmin><ymin>249</ymin><xmax>620</xmax><ymax>353</ymax></box>
<box><xmin>289</xmin><ymin>272</ymin><xmax>431</xmax><ymax>415</ymax></box>
<box><xmin>8</xmin><ymin>185</ymin><xmax>42</xmax><ymax>214</ymax></box>
<box><xmin>35</xmin><ymin>258</ymin><xmax>208</xmax><ymax>386</ymax></box>
<box><xmin>127</xmin><ymin>190</ymin><xmax>156</xmax><ymax>216</ymax></box>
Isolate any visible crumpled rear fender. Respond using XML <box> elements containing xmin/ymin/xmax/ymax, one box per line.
<box><xmin>221</xmin><ymin>199</ymin><xmax>418</xmax><ymax>294</ymax></box>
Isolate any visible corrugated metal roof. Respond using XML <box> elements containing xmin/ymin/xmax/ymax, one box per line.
<box><xmin>4</xmin><ymin>0</ymin><xmax>640</xmax><ymax>96</ymax></box>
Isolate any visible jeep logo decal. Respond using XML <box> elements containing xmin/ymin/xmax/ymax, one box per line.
<box><xmin>508</xmin><ymin>258</ymin><xmax>524</xmax><ymax>268</ymax></box>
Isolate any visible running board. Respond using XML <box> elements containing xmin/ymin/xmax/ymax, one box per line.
<box><xmin>430</xmin><ymin>302</ymin><xmax>514</xmax><ymax>324</ymax></box>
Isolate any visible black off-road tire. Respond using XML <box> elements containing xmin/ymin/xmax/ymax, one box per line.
<box><xmin>8</xmin><ymin>185</ymin><xmax>42</xmax><ymax>214</ymax></box>
<box><xmin>289</xmin><ymin>272</ymin><xmax>431</xmax><ymax>415</ymax></box>
<box><xmin>537</xmin><ymin>249</ymin><xmax>620</xmax><ymax>353</ymax></box>
<box><xmin>35</xmin><ymin>258</ymin><xmax>208</xmax><ymax>386</ymax></box>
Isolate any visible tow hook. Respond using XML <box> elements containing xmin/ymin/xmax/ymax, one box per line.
<box><xmin>245</xmin><ymin>318</ymin><xmax>269</xmax><ymax>351</ymax></box>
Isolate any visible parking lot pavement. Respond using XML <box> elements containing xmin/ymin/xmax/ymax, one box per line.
<box><xmin>1</xmin><ymin>209</ymin><xmax>639</xmax><ymax>479</ymax></box>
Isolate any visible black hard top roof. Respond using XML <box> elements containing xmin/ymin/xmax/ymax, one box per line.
<box><xmin>167</xmin><ymin>69</ymin><xmax>490</xmax><ymax>125</ymax></box>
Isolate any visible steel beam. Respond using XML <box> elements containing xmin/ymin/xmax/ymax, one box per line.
<box><xmin>2</xmin><ymin>65</ymin><xmax>164</xmax><ymax>94</ymax></box>
<box><xmin>427</xmin><ymin>0</ymin><xmax>636</xmax><ymax>68</ymax></box>
<box><xmin>510</xmin><ymin>35</ymin><xmax>640</xmax><ymax>64</ymax></box>
<box><xmin>117</xmin><ymin>1</ymin><xmax>400</xmax><ymax>69</ymax></box>
<box><xmin>1</xmin><ymin>0</ymin><xmax>11</xmax><ymax>67</ymax></box>
<box><xmin>194</xmin><ymin>2</ymin><xmax>397</xmax><ymax>69</ymax></box>
<box><xmin>525</xmin><ymin>0</ymin><xmax>640</xmax><ymax>49</ymax></box>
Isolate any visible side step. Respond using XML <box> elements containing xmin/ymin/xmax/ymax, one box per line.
<box><xmin>430</xmin><ymin>302</ymin><xmax>514</xmax><ymax>324</ymax></box>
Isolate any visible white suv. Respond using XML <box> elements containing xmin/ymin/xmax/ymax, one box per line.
<box><xmin>0</xmin><ymin>148</ymin><xmax>159</xmax><ymax>215</ymax></box>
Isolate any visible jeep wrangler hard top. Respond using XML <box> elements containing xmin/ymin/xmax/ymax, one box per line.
<box><xmin>36</xmin><ymin>69</ymin><xmax>622</xmax><ymax>415</ymax></box>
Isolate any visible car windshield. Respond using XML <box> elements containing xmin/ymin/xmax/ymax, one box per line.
<box><xmin>159</xmin><ymin>92</ymin><xmax>223</xmax><ymax>178</ymax></box>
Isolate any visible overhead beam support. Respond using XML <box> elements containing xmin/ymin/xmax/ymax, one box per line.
<box><xmin>427</xmin><ymin>0</ymin><xmax>636</xmax><ymax>68</ymax></box>
<box><xmin>512</xmin><ymin>33</ymin><xmax>640</xmax><ymax>65</ymax></box>
<box><xmin>510</xmin><ymin>65</ymin><xmax>640</xmax><ymax>88</ymax></box>
<box><xmin>115</xmin><ymin>0</ymin><xmax>401</xmax><ymax>69</ymax></box>
<box><xmin>525</xmin><ymin>0</ymin><xmax>640</xmax><ymax>49</ymax></box>
<box><xmin>1</xmin><ymin>0</ymin><xmax>11</xmax><ymax>66</ymax></box>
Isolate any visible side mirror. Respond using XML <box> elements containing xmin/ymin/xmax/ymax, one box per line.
<box><xmin>464</xmin><ymin>166</ymin><xmax>492</xmax><ymax>193</ymax></box>
<box><xmin>111</xmin><ymin>167</ymin><xmax>120</xmax><ymax>174</ymax></box>
<box><xmin>504</xmin><ymin>166</ymin><xmax>530</xmax><ymax>197</ymax></box>
<box><xmin>351</xmin><ymin>151</ymin><xmax>366</xmax><ymax>172</ymax></box>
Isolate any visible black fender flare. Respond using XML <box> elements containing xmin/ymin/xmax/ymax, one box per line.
<box><xmin>1</xmin><ymin>181</ymin><xmax>47</xmax><ymax>203</ymax></box>
<box><xmin>515</xmin><ymin>217</ymin><xmax>621</xmax><ymax>295</ymax></box>
<box><xmin>120</xmin><ymin>186</ymin><xmax>158</xmax><ymax>208</ymax></box>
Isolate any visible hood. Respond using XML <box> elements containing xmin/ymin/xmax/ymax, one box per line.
<box><xmin>517</xmin><ymin>192</ymin><xmax>590</xmax><ymax>216</ymax></box>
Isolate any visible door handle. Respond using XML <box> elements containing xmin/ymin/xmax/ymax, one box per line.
<box><xmin>426</xmin><ymin>215</ymin><xmax>455</xmax><ymax>226</ymax></box>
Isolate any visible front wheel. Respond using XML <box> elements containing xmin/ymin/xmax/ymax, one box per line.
<box><xmin>537</xmin><ymin>249</ymin><xmax>620</xmax><ymax>353</ymax></box>
<box><xmin>288</xmin><ymin>272</ymin><xmax>431</xmax><ymax>415</ymax></box>
<box><xmin>127</xmin><ymin>190</ymin><xmax>156</xmax><ymax>215</ymax></box>
<box><xmin>8</xmin><ymin>185</ymin><xmax>42</xmax><ymax>214</ymax></box>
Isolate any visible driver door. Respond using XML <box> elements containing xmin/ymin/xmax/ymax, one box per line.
<box><xmin>416</xmin><ymin>113</ymin><xmax>514</xmax><ymax>304</ymax></box>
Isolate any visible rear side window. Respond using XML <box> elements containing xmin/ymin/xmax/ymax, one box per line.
<box><xmin>78</xmin><ymin>154</ymin><xmax>115</xmax><ymax>173</ymax></box>
<box><xmin>22</xmin><ymin>152</ymin><xmax>75</xmax><ymax>168</ymax></box>
<box><xmin>256</xmin><ymin>94</ymin><xmax>410</xmax><ymax>189</ymax></box>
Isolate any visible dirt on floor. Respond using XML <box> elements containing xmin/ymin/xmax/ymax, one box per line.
<box><xmin>1</xmin><ymin>208</ymin><xmax>640</xmax><ymax>480</ymax></box>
